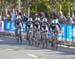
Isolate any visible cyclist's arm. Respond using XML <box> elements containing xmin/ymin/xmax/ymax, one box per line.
<box><xmin>49</xmin><ymin>24</ymin><xmax>52</xmax><ymax>32</ymax></box>
<box><xmin>14</xmin><ymin>20</ymin><xmax>17</xmax><ymax>28</ymax></box>
<box><xmin>57</xmin><ymin>23</ymin><xmax>61</xmax><ymax>30</ymax></box>
<box><xmin>19</xmin><ymin>22</ymin><xmax>23</xmax><ymax>29</ymax></box>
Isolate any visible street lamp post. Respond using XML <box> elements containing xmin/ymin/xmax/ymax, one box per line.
<box><xmin>18</xmin><ymin>0</ymin><xmax>21</xmax><ymax>12</ymax></box>
<box><xmin>35</xmin><ymin>0</ymin><xmax>37</xmax><ymax>13</ymax></box>
<box><xmin>28</xmin><ymin>1</ymin><xmax>31</xmax><ymax>16</ymax></box>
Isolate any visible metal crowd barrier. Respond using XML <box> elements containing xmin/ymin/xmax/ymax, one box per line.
<box><xmin>0</xmin><ymin>21</ymin><xmax>75</xmax><ymax>43</ymax></box>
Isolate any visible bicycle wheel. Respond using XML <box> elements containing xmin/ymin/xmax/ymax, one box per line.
<box><xmin>52</xmin><ymin>32</ymin><xmax>58</xmax><ymax>50</ymax></box>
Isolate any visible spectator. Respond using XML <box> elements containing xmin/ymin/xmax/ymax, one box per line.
<box><xmin>39</xmin><ymin>12</ymin><xmax>45</xmax><ymax>21</ymax></box>
<box><xmin>16</xmin><ymin>11</ymin><xmax>22</xmax><ymax>21</ymax></box>
<box><xmin>66</xmin><ymin>14</ymin><xmax>74</xmax><ymax>24</ymax></box>
<box><xmin>58</xmin><ymin>12</ymin><xmax>66</xmax><ymax>24</ymax></box>
<box><xmin>40</xmin><ymin>12</ymin><xmax>48</xmax><ymax>22</ymax></box>
<box><xmin>6</xmin><ymin>11</ymin><xmax>11</xmax><ymax>21</ymax></box>
<box><xmin>2</xmin><ymin>14</ymin><xmax>6</xmax><ymax>21</ymax></box>
<box><xmin>72</xmin><ymin>11</ymin><xmax>75</xmax><ymax>23</ymax></box>
<box><xmin>6</xmin><ymin>14</ymin><xmax>10</xmax><ymax>21</ymax></box>
<box><xmin>10</xmin><ymin>10</ymin><xmax>16</xmax><ymax>21</ymax></box>
<box><xmin>22</xmin><ymin>13</ymin><xmax>29</xmax><ymax>22</ymax></box>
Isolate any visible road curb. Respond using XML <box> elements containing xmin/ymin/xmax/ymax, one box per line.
<box><xmin>58</xmin><ymin>45</ymin><xmax>75</xmax><ymax>49</ymax></box>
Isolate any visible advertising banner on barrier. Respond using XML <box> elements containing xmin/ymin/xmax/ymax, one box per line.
<box><xmin>4</xmin><ymin>21</ymin><xmax>27</xmax><ymax>33</ymax></box>
<box><xmin>4</xmin><ymin>21</ymin><xmax>11</xmax><ymax>32</ymax></box>
<box><xmin>58</xmin><ymin>24</ymin><xmax>67</xmax><ymax>41</ymax></box>
<box><xmin>62</xmin><ymin>24</ymin><xmax>67</xmax><ymax>39</ymax></box>
<box><xmin>58</xmin><ymin>24</ymin><xmax>63</xmax><ymax>40</ymax></box>
<box><xmin>0</xmin><ymin>21</ymin><xmax>4</xmax><ymax>32</ymax></box>
<box><xmin>66</xmin><ymin>24</ymin><xmax>72</xmax><ymax>41</ymax></box>
<box><xmin>9</xmin><ymin>21</ymin><xmax>15</xmax><ymax>33</ymax></box>
<box><xmin>72</xmin><ymin>24</ymin><xmax>75</xmax><ymax>42</ymax></box>
<box><xmin>3</xmin><ymin>21</ymin><xmax>75</xmax><ymax>42</ymax></box>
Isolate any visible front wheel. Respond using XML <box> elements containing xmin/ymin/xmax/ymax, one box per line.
<box><xmin>51</xmin><ymin>32</ymin><xmax>58</xmax><ymax>50</ymax></box>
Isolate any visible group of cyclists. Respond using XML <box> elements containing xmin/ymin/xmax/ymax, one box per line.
<box><xmin>14</xmin><ymin>11</ymin><xmax>62</xmax><ymax>50</ymax></box>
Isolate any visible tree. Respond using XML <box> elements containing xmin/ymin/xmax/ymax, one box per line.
<box><xmin>55</xmin><ymin>0</ymin><xmax>73</xmax><ymax>15</ymax></box>
<box><xmin>0</xmin><ymin>0</ymin><xmax>74</xmax><ymax>16</ymax></box>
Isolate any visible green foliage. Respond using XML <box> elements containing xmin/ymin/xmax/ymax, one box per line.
<box><xmin>0</xmin><ymin>0</ymin><xmax>74</xmax><ymax>15</ymax></box>
<box><xmin>61</xmin><ymin>0</ymin><xmax>73</xmax><ymax>15</ymax></box>
<box><xmin>29</xmin><ymin>0</ymin><xmax>73</xmax><ymax>15</ymax></box>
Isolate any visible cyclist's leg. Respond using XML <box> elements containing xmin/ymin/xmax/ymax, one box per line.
<box><xmin>16</xmin><ymin>33</ymin><xmax>19</xmax><ymax>44</ymax></box>
<box><xmin>27</xmin><ymin>29</ymin><xmax>31</xmax><ymax>45</ymax></box>
<box><xmin>55</xmin><ymin>32</ymin><xmax>58</xmax><ymax>50</ymax></box>
<box><xmin>31</xmin><ymin>32</ymin><xmax>33</xmax><ymax>45</ymax></box>
<box><xmin>42</xmin><ymin>32</ymin><xmax>45</xmax><ymax>48</ymax></box>
<box><xmin>51</xmin><ymin>32</ymin><xmax>55</xmax><ymax>48</ymax></box>
<box><xmin>52</xmin><ymin>32</ymin><xmax>58</xmax><ymax>50</ymax></box>
<box><xmin>20</xmin><ymin>31</ymin><xmax>22</xmax><ymax>44</ymax></box>
<box><xmin>28</xmin><ymin>31</ymin><xmax>31</xmax><ymax>45</ymax></box>
<box><xmin>26</xmin><ymin>30</ymin><xmax>28</xmax><ymax>40</ymax></box>
<box><xmin>16</xmin><ymin>28</ymin><xmax>19</xmax><ymax>44</ymax></box>
<box><xmin>30</xmin><ymin>31</ymin><xmax>33</xmax><ymax>45</ymax></box>
<box><xmin>45</xmin><ymin>32</ymin><xmax>48</xmax><ymax>48</ymax></box>
<box><xmin>38</xmin><ymin>32</ymin><xmax>41</xmax><ymax>47</ymax></box>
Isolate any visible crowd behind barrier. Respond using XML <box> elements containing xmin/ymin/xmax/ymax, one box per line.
<box><xmin>0</xmin><ymin>21</ymin><xmax>75</xmax><ymax>43</ymax></box>
<box><xmin>1</xmin><ymin>10</ymin><xmax>75</xmax><ymax>24</ymax></box>
<box><xmin>0</xmin><ymin>11</ymin><xmax>75</xmax><ymax>42</ymax></box>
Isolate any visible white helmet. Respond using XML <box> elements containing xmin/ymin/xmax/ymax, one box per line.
<box><xmin>42</xmin><ymin>18</ymin><xmax>47</xmax><ymax>22</ymax></box>
<box><xmin>52</xmin><ymin>19</ymin><xmax>59</xmax><ymax>23</ymax></box>
<box><xmin>35</xmin><ymin>17</ymin><xmax>40</xmax><ymax>21</ymax></box>
<box><xmin>16</xmin><ymin>15</ymin><xmax>22</xmax><ymax>19</ymax></box>
<box><xmin>28</xmin><ymin>17</ymin><xmax>33</xmax><ymax>21</ymax></box>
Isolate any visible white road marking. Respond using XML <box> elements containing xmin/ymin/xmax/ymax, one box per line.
<box><xmin>0</xmin><ymin>40</ymin><xmax>4</xmax><ymax>41</ymax></box>
<box><xmin>27</xmin><ymin>54</ymin><xmax>39</xmax><ymax>58</ymax></box>
<box><xmin>6</xmin><ymin>49</ymin><xmax>14</xmax><ymax>51</ymax></box>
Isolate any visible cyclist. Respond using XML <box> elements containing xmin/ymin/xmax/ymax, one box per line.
<box><xmin>26</xmin><ymin>17</ymin><xmax>33</xmax><ymax>29</ymax></box>
<box><xmin>33</xmin><ymin>16</ymin><xmax>41</xmax><ymax>46</ymax></box>
<box><xmin>15</xmin><ymin>15</ymin><xmax>22</xmax><ymax>31</ymax></box>
<box><xmin>41</xmin><ymin>17</ymin><xmax>49</xmax><ymax>48</ymax></box>
<box><xmin>50</xmin><ymin>13</ymin><xmax>61</xmax><ymax>49</ymax></box>
<box><xmin>26</xmin><ymin>17</ymin><xmax>33</xmax><ymax>44</ymax></box>
<box><xmin>39</xmin><ymin>12</ymin><xmax>49</xmax><ymax>31</ymax></box>
<box><xmin>41</xmin><ymin>17</ymin><xmax>49</xmax><ymax>32</ymax></box>
<box><xmin>34</xmin><ymin>17</ymin><xmax>41</xmax><ymax>31</ymax></box>
<box><xmin>14</xmin><ymin>15</ymin><xmax>23</xmax><ymax>44</ymax></box>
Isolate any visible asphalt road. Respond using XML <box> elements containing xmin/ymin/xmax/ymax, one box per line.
<box><xmin>0</xmin><ymin>36</ymin><xmax>75</xmax><ymax>59</ymax></box>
